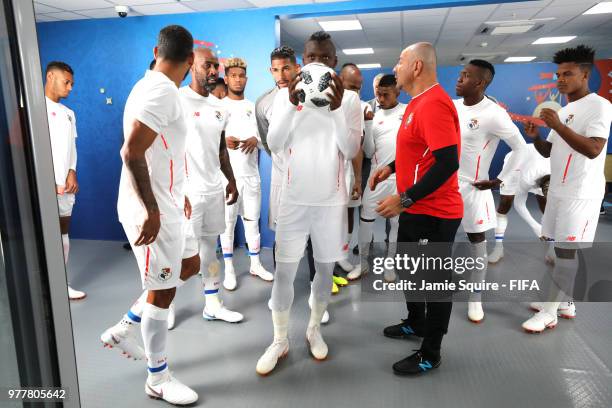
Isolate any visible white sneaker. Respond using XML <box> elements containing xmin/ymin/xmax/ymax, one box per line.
<box><xmin>306</xmin><ymin>325</ymin><xmax>328</xmax><ymax>360</ymax></box>
<box><xmin>268</xmin><ymin>298</ymin><xmax>273</xmax><ymax>311</ymax></box>
<box><xmin>488</xmin><ymin>244</ymin><xmax>504</xmax><ymax>264</ymax></box>
<box><xmin>100</xmin><ymin>322</ymin><xmax>145</xmax><ymax>360</ymax></box>
<box><xmin>347</xmin><ymin>262</ymin><xmax>368</xmax><ymax>281</ymax></box>
<box><xmin>529</xmin><ymin>301</ymin><xmax>576</xmax><ymax>319</ymax></box>
<box><xmin>308</xmin><ymin>294</ymin><xmax>330</xmax><ymax>325</ymax></box>
<box><xmin>223</xmin><ymin>270</ymin><xmax>237</xmax><ymax>291</ymax></box>
<box><xmin>468</xmin><ymin>301</ymin><xmax>484</xmax><ymax>323</ymax></box>
<box><xmin>145</xmin><ymin>371</ymin><xmax>198</xmax><ymax>405</ymax></box>
<box><xmin>167</xmin><ymin>303</ymin><xmax>176</xmax><ymax>330</ymax></box>
<box><xmin>383</xmin><ymin>267</ymin><xmax>396</xmax><ymax>283</ymax></box>
<box><xmin>250</xmin><ymin>263</ymin><xmax>274</xmax><ymax>282</ymax></box>
<box><xmin>256</xmin><ymin>338</ymin><xmax>289</xmax><ymax>376</ymax></box>
<box><xmin>203</xmin><ymin>304</ymin><xmax>243</xmax><ymax>323</ymax></box>
<box><xmin>337</xmin><ymin>259</ymin><xmax>353</xmax><ymax>273</ymax></box>
<box><xmin>68</xmin><ymin>286</ymin><xmax>86</xmax><ymax>300</ymax></box>
<box><xmin>522</xmin><ymin>310</ymin><xmax>558</xmax><ymax>333</ymax></box>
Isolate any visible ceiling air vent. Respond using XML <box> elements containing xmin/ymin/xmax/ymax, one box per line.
<box><xmin>477</xmin><ymin>18</ymin><xmax>554</xmax><ymax>36</ymax></box>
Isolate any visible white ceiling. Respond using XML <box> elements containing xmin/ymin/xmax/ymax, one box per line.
<box><xmin>33</xmin><ymin>0</ymin><xmax>343</xmax><ymax>21</ymax></box>
<box><xmin>280</xmin><ymin>0</ymin><xmax>612</xmax><ymax>67</ymax></box>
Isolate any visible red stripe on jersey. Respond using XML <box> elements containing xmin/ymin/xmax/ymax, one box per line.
<box><xmin>474</xmin><ymin>155</ymin><xmax>481</xmax><ymax>181</ymax></box>
<box><xmin>486</xmin><ymin>202</ymin><xmax>490</xmax><ymax>220</ymax></box>
<box><xmin>337</xmin><ymin>152</ymin><xmax>342</xmax><ymax>190</ymax></box>
<box><xmin>184</xmin><ymin>154</ymin><xmax>188</xmax><ymax>177</ymax></box>
<box><xmin>145</xmin><ymin>247</ymin><xmax>150</xmax><ymax>277</ymax></box>
<box><xmin>169</xmin><ymin>159</ymin><xmax>176</xmax><ymax>205</ymax></box>
<box><xmin>562</xmin><ymin>154</ymin><xmax>572</xmax><ymax>183</ymax></box>
<box><xmin>160</xmin><ymin>134</ymin><xmax>168</xmax><ymax>150</ymax></box>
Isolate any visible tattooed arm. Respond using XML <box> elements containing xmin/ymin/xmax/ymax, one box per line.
<box><xmin>219</xmin><ymin>131</ymin><xmax>238</xmax><ymax>205</ymax></box>
<box><xmin>121</xmin><ymin>119</ymin><xmax>160</xmax><ymax>246</ymax></box>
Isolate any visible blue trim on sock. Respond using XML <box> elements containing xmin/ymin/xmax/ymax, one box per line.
<box><xmin>148</xmin><ymin>362</ymin><xmax>167</xmax><ymax>373</ymax></box>
<box><xmin>223</xmin><ymin>253</ymin><xmax>233</xmax><ymax>258</ymax></box>
<box><xmin>127</xmin><ymin>310</ymin><xmax>141</xmax><ymax>323</ymax></box>
<box><xmin>248</xmin><ymin>251</ymin><xmax>260</xmax><ymax>256</ymax></box>
<box><xmin>204</xmin><ymin>289</ymin><xmax>219</xmax><ymax>295</ymax></box>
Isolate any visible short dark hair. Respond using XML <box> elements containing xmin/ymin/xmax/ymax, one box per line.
<box><xmin>215</xmin><ymin>78</ymin><xmax>227</xmax><ymax>89</ymax></box>
<box><xmin>341</xmin><ymin>62</ymin><xmax>358</xmax><ymax>70</ymax></box>
<box><xmin>271</xmin><ymin>46</ymin><xmax>296</xmax><ymax>63</ymax></box>
<box><xmin>149</xmin><ymin>59</ymin><xmax>156</xmax><ymax>70</ymax></box>
<box><xmin>553</xmin><ymin>45</ymin><xmax>595</xmax><ymax>71</ymax></box>
<box><xmin>378</xmin><ymin>74</ymin><xmax>396</xmax><ymax>88</ymax></box>
<box><xmin>157</xmin><ymin>25</ymin><xmax>193</xmax><ymax>63</ymax></box>
<box><xmin>308</xmin><ymin>31</ymin><xmax>331</xmax><ymax>44</ymax></box>
<box><xmin>46</xmin><ymin>61</ymin><xmax>73</xmax><ymax>75</ymax></box>
<box><xmin>468</xmin><ymin>59</ymin><xmax>495</xmax><ymax>86</ymax></box>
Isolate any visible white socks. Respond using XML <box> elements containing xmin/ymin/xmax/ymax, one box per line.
<box><xmin>544</xmin><ymin>256</ymin><xmax>578</xmax><ymax>316</ymax></box>
<box><xmin>272</xmin><ymin>309</ymin><xmax>291</xmax><ymax>341</ymax></box>
<box><xmin>387</xmin><ymin>216</ymin><xmax>399</xmax><ymax>258</ymax></box>
<box><xmin>514</xmin><ymin>191</ymin><xmax>542</xmax><ymax>237</ymax></box>
<box><xmin>469</xmin><ymin>241</ymin><xmax>488</xmax><ymax>302</ymax></box>
<box><xmin>122</xmin><ymin>290</ymin><xmax>148</xmax><ymax>326</ymax></box>
<box><xmin>244</xmin><ymin>219</ymin><xmax>262</xmax><ymax>267</ymax></box>
<box><xmin>358</xmin><ymin>218</ymin><xmax>375</xmax><ymax>259</ymax></box>
<box><xmin>142</xmin><ymin>303</ymin><xmax>169</xmax><ymax>375</ymax></box>
<box><xmin>495</xmin><ymin>213</ymin><xmax>508</xmax><ymax>243</ymax></box>
<box><xmin>62</xmin><ymin>234</ymin><xmax>69</xmax><ymax>265</ymax></box>
<box><xmin>270</xmin><ymin>261</ymin><xmax>300</xmax><ymax>311</ymax></box>
<box><xmin>200</xmin><ymin>236</ymin><xmax>222</xmax><ymax>311</ymax></box>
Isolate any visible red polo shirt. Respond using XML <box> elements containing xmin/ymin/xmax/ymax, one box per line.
<box><xmin>396</xmin><ymin>84</ymin><xmax>463</xmax><ymax>219</ymax></box>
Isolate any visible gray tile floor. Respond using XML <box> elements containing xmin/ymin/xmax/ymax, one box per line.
<box><xmin>67</xmin><ymin>196</ymin><xmax>612</xmax><ymax>408</ymax></box>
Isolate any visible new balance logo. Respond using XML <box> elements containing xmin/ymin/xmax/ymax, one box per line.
<box><xmin>418</xmin><ymin>361</ymin><xmax>432</xmax><ymax>371</ymax></box>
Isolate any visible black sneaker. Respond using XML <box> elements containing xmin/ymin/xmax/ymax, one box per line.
<box><xmin>383</xmin><ymin>320</ymin><xmax>423</xmax><ymax>339</ymax></box>
<box><xmin>392</xmin><ymin>350</ymin><xmax>441</xmax><ymax>376</ymax></box>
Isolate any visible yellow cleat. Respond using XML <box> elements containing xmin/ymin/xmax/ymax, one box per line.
<box><xmin>331</xmin><ymin>282</ymin><xmax>339</xmax><ymax>295</ymax></box>
<box><xmin>333</xmin><ymin>275</ymin><xmax>348</xmax><ymax>287</ymax></box>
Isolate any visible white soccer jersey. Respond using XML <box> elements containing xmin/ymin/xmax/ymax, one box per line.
<box><xmin>547</xmin><ymin>93</ymin><xmax>611</xmax><ymax>199</ymax></box>
<box><xmin>257</xmin><ymin>87</ymin><xmax>285</xmax><ymax>187</ymax></box>
<box><xmin>267</xmin><ymin>88</ymin><xmax>361</xmax><ymax>206</ymax></box>
<box><xmin>46</xmin><ymin>97</ymin><xmax>77</xmax><ymax>187</ymax></box>
<box><xmin>454</xmin><ymin>97</ymin><xmax>526</xmax><ymax>183</ymax></box>
<box><xmin>222</xmin><ymin>98</ymin><xmax>261</xmax><ymax>178</ymax></box>
<box><xmin>364</xmin><ymin>102</ymin><xmax>406</xmax><ymax>178</ymax></box>
<box><xmin>343</xmin><ymin>92</ymin><xmax>366</xmax><ymax>191</ymax></box>
<box><xmin>503</xmin><ymin>143</ymin><xmax>550</xmax><ymax>189</ymax></box>
<box><xmin>117</xmin><ymin>70</ymin><xmax>187</xmax><ymax>225</ymax></box>
<box><xmin>180</xmin><ymin>86</ymin><xmax>228</xmax><ymax>195</ymax></box>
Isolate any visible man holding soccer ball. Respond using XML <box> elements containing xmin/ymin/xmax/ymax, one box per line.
<box><xmin>256</xmin><ymin>31</ymin><xmax>362</xmax><ymax>376</ymax></box>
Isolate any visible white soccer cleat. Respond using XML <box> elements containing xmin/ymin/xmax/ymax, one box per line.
<box><xmin>347</xmin><ymin>262</ymin><xmax>368</xmax><ymax>281</ymax></box>
<box><xmin>529</xmin><ymin>301</ymin><xmax>576</xmax><ymax>319</ymax></box>
<box><xmin>68</xmin><ymin>286</ymin><xmax>86</xmax><ymax>300</ymax></box>
<box><xmin>256</xmin><ymin>338</ymin><xmax>289</xmax><ymax>376</ymax></box>
<box><xmin>467</xmin><ymin>301</ymin><xmax>484</xmax><ymax>323</ymax></box>
<box><xmin>488</xmin><ymin>244</ymin><xmax>504</xmax><ymax>264</ymax></box>
<box><xmin>100</xmin><ymin>322</ymin><xmax>145</xmax><ymax>360</ymax></box>
<box><xmin>145</xmin><ymin>371</ymin><xmax>198</xmax><ymax>405</ymax></box>
<box><xmin>306</xmin><ymin>325</ymin><xmax>328</xmax><ymax>360</ymax></box>
<box><xmin>383</xmin><ymin>267</ymin><xmax>397</xmax><ymax>283</ymax></box>
<box><xmin>167</xmin><ymin>303</ymin><xmax>176</xmax><ymax>330</ymax></box>
<box><xmin>522</xmin><ymin>310</ymin><xmax>558</xmax><ymax>333</ymax></box>
<box><xmin>337</xmin><ymin>259</ymin><xmax>354</xmax><ymax>273</ymax></box>
<box><xmin>203</xmin><ymin>304</ymin><xmax>243</xmax><ymax>323</ymax></box>
<box><xmin>250</xmin><ymin>263</ymin><xmax>274</xmax><ymax>282</ymax></box>
<box><xmin>223</xmin><ymin>270</ymin><xmax>237</xmax><ymax>291</ymax></box>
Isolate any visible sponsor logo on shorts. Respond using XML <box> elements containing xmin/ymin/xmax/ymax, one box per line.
<box><xmin>566</xmin><ymin>235</ymin><xmax>576</xmax><ymax>242</ymax></box>
<box><xmin>194</xmin><ymin>111</ymin><xmax>200</xmax><ymax>117</ymax></box>
<box><xmin>342</xmin><ymin>243</ymin><xmax>349</xmax><ymax>251</ymax></box>
<box><xmin>468</xmin><ymin>118</ymin><xmax>479</xmax><ymax>130</ymax></box>
<box><xmin>297</xmin><ymin>105</ymin><xmax>304</xmax><ymax>112</ymax></box>
<box><xmin>404</xmin><ymin>112</ymin><xmax>414</xmax><ymax>127</ymax></box>
<box><xmin>159</xmin><ymin>267</ymin><xmax>172</xmax><ymax>281</ymax></box>
<box><xmin>477</xmin><ymin>219</ymin><xmax>484</xmax><ymax>225</ymax></box>
<box><xmin>565</xmin><ymin>114</ymin><xmax>574</xmax><ymax>125</ymax></box>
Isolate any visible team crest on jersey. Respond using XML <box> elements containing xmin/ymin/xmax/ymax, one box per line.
<box><xmin>51</xmin><ymin>111</ymin><xmax>56</xmax><ymax>117</ymax></box>
<box><xmin>215</xmin><ymin>111</ymin><xmax>223</xmax><ymax>122</ymax></box>
<box><xmin>246</xmin><ymin>109</ymin><xmax>253</xmax><ymax>118</ymax></box>
<box><xmin>565</xmin><ymin>114</ymin><xmax>574</xmax><ymax>125</ymax></box>
<box><xmin>194</xmin><ymin>111</ymin><xmax>200</xmax><ymax>117</ymax></box>
<box><xmin>159</xmin><ymin>268</ymin><xmax>172</xmax><ymax>281</ymax></box>
<box><xmin>404</xmin><ymin>112</ymin><xmax>414</xmax><ymax>127</ymax></box>
<box><xmin>468</xmin><ymin>118</ymin><xmax>479</xmax><ymax>130</ymax></box>
<box><xmin>378</xmin><ymin>121</ymin><xmax>384</xmax><ymax>125</ymax></box>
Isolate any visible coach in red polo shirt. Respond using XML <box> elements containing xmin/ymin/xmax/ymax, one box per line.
<box><xmin>371</xmin><ymin>42</ymin><xmax>463</xmax><ymax>376</ymax></box>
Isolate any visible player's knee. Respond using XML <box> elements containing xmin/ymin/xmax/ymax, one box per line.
<box><xmin>180</xmin><ymin>255</ymin><xmax>200</xmax><ymax>280</ymax></box>
<box><xmin>497</xmin><ymin>196</ymin><xmax>513</xmax><ymax>214</ymax></box>
<box><xmin>148</xmin><ymin>288</ymin><xmax>176</xmax><ymax>308</ymax></box>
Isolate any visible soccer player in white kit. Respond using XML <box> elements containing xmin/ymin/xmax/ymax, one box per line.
<box><xmin>220</xmin><ymin>57</ymin><xmax>273</xmax><ymax>290</ymax></box>
<box><xmin>100</xmin><ymin>26</ymin><xmax>198</xmax><ymax>405</ymax></box>
<box><xmin>348</xmin><ymin>74</ymin><xmax>405</xmax><ymax>282</ymax></box>
<box><xmin>44</xmin><ymin>61</ymin><xmax>86</xmax><ymax>301</ymax></box>
<box><xmin>255</xmin><ymin>32</ymin><xmax>361</xmax><ymax>375</ymax></box>
<box><xmin>488</xmin><ymin>144</ymin><xmax>551</xmax><ymax>263</ymax></box>
<box><xmin>179</xmin><ymin>48</ymin><xmax>243</xmax><ymax>323</ymax></box>
<box><xmin>454</xmin><ymin>59</ymin><xmax>527</xmax><ymax>323</ymax></box>
<box><xmin>522</xmin><ymin>45</ymin><xmax>611</xmax><ymax>333</ymax></box>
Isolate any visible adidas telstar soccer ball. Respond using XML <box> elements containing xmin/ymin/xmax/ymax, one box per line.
<box><xmin>295</xmin><ymin>62</ymin><xmax>335</xmax><ymax>108</ymax></box>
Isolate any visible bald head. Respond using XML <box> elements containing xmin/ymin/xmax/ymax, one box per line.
<box><xmin>191</xmin><ymin>47</ymin><xmax>220</xmax><ymax>92</ymax></box>
<box><xmin>340</xmin><ymin>64</ymin><xmax>363</xmax><ymax>92</ymax></box>
<box><xmin>393</xmin><ymin>42</ymin><xmax>438</xmax><ymax>96</ymax></box>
